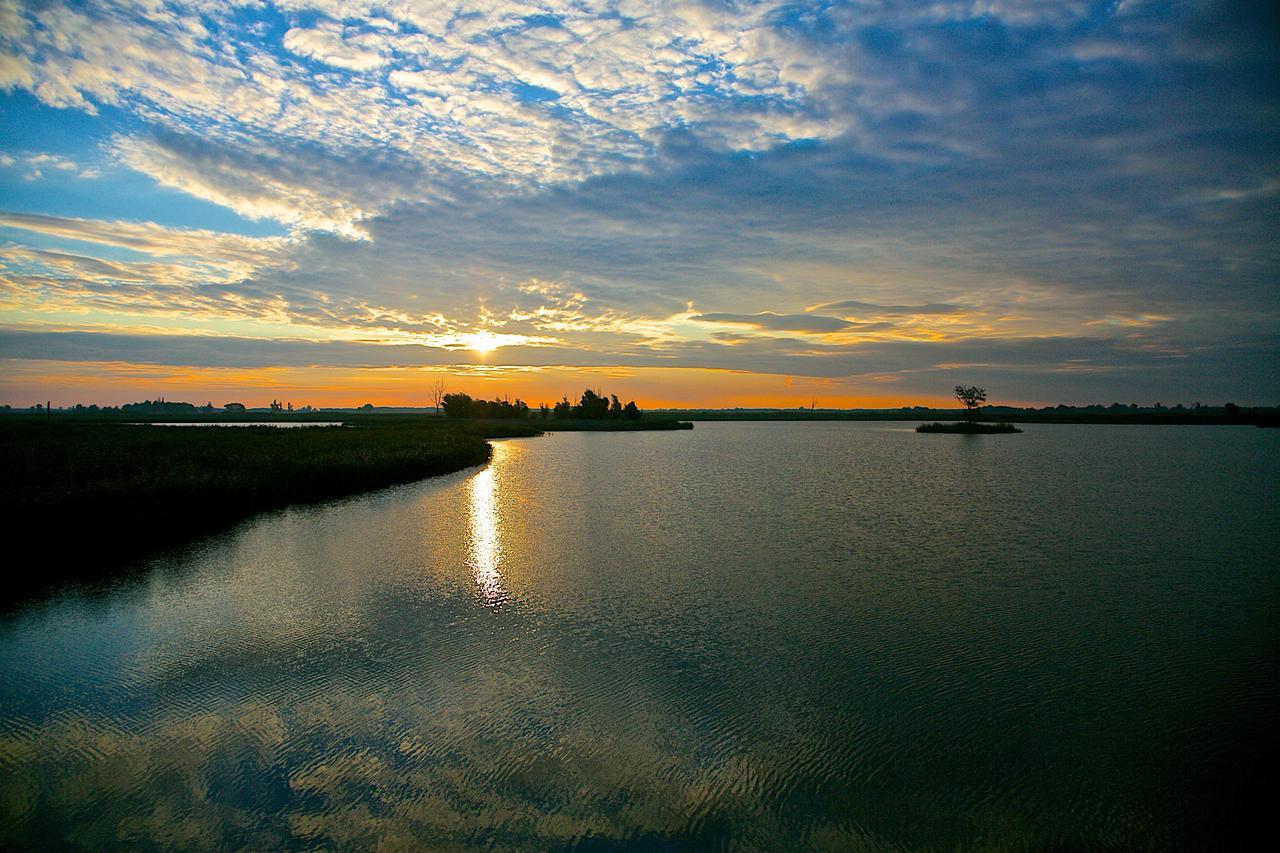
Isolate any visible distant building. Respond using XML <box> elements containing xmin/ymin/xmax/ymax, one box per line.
<box><xmin>224</xmin><ymin>402</ymin><xmax>246</xmax><ymax>412</ymax></box>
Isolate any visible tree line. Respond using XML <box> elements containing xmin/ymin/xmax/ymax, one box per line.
<box><xmin>440</xmin><ymin>393</ymin><xmax>531</xmax><ymax>419</ymax></box>
<box><xmin>441</xmin><ymin>388</ymin><xmax>641</xmax><ymax>420</ymax></box>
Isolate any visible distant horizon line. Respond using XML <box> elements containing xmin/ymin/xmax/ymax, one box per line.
<box><xmin>5</xmin><ymin>400</ymin><xmax>1276</xmax><ymax>413</ymax></box>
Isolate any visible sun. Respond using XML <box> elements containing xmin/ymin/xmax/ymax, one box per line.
<box><xmin>463</xmin><ymin>331</ymin><xmax>501</xmax><ymax>353</ymax></box>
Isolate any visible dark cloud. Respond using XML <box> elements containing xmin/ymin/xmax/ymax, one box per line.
<box><xmin>691</xmin><ymin>312</ymin><xmax>856</xmax><ymax>333</ymax></box>
<box><xmin>812</xmin><ymin>301</ymin><xmax>966</xmax><ymax>317</ymax></box>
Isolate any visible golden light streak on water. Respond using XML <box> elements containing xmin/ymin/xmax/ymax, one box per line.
<box><xmin>466</xmin><ymin>446</ymin><xmax>508</xmax><ymax>608</ymax></box>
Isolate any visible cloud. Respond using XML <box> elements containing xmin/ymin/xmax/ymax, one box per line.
<box><xmin>5</xmin><ymin>328</ymin><xmax>1277</xmax><ymax>405</ymax></box>
<box><xmin>0</xmin><ymin>0</ymin><xmax>863</xmax><ymax>233</ymax></box>
<box><xmin>810</xmin><ymin>300</ymin><xmax>967</xmax><ymax>317</ymax></box>
<box><xmin>0</xmin><ymin>150</ymin><xmax>100</xmax><ymax>180</ymax></box>
<box><xmin>115</xmin><ymin>133</ymin><xmax>394</xmax><ymax>238</ymax></box>
<box><xmin>692</xmin><ymin>311</ymin><xmax>856</xmax><ymax>333</ymax></box>
<box><xmin>0</xmin><ymin>211</ymin><xmax>289</xmax><ymax>268</ymax></box>
<box><xmin>282</xmin><ymin>21</ymin><xmax>385</xmax><ymax>72</ymax></box>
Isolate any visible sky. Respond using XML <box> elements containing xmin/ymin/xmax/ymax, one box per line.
<box><xmin>1</xmin><ymin>0</ymin><xmax>1277</xmax><ymax>409</ymax></box>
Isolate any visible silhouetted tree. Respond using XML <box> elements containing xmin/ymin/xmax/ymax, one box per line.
<box><xmin>122</xmin><ymin>399</ymin><xmax>198</xmax><ymax>414</ymax></box>
<box><xmin>623</xmin><ymin>400</ymin><xmax>640</xmax><ymax>419</ymax></box>
<box><xmin>954</xmin><ymin>385</ymin><xmax>987</xmax><ymax>421</ymax></box>
<box><xmin>430</xmin><ymin>376</ymin><xmax>447</xmax><ymax>414</ymax></box>
<box><xmin>575</xmin><ymin>389</ymin><xmax>611</xmax><ymax>419</ymax></box>
<box><xmin>441</xmin><ymin>392</ymin><xmax>472</xmax><ymax>418</ymax></box>
<box><xmin>440</xmin><ymin>392</ymin><xmax>529</xmax><ymax>419</ymax></box>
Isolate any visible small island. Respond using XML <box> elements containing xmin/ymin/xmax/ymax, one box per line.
<box><xmin>917</xmin><ymin>421</ymin><xmax>1023</xmax><ymax>434</ymax></box>
<box><xmin>916</xmin><ymin>386</ymin><xmax>1023</xmax><ymax>434</ymax></box>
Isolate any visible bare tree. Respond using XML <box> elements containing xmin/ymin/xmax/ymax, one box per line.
<box><xmin>430</xmin><ymin>376</ymin><xmax>447</xmax><ymax>414</ymax></box>
<box><xmin>954</xmin><ymin>385</ymin><xmax>987</xmax><ymax>421</ymax></box>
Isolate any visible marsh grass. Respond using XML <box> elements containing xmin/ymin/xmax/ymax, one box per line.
<box><xmin>916</xmin><ymin>422</ymin><xmax>1023</xmax><ymax>434</ymax></box>
<box><xmin>0</xmin><ymin>416</ymin><xmax>540</xmax><ymax>586</ymax></box>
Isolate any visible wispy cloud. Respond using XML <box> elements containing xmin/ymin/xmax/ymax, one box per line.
<box><xmin>693</xmin><ymin>311</ymin><xmax>857</xmax><ymax>333</ymax></box>
<box><xmin>810</xmin><ymin>300</ymin><xmax>967</xmax><ymax>317</ymax></box>
<box><xmin>0</xmin><ymin>211</ymin><xmax>289</xmax><ymax>267</ymax></box>
<box><xmin>0</xmin><ymin>150</ymin><xmax>99</xmax><ymax>180</ymax></box>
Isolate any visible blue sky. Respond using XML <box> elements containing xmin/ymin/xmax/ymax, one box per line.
<box><xmin>1</xmin><ymin>0</ymin><xmax>1277</xmax><ymax>407</ymax></box>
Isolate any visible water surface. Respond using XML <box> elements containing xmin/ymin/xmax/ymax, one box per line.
<box><xmin>2</xmin><ymin>423</ymin><xmax>1276</xmax><ymax>849</ymax></box>
<box><xmin>137</xmin><ymin>422</ymin><xmax>345</xmax><ymax>428</ymax></box>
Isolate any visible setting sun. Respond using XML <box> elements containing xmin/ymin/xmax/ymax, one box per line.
<box><xmin>462</xmin><ymin>332</ymin><xmax>502</xmax><ymax>354</ymax></box>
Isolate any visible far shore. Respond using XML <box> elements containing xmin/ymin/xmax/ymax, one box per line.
<box><xmin>653</xmin><ymin>407</ymin><xmax>1277</xmax><ymax>427</ymax></box>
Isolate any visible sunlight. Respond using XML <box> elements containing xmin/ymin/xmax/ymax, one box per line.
<box><xmin>466</xmin><ymin>450</ymin><xmax>508</xmax><ymax>608</ymax></box>
<box><xmin>463</xmin><ymin>331</ymin><xmax>502</xmax><ymax>354</ymax></box>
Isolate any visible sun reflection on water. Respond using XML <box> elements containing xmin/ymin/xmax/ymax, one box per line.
<box><xmin>467</xmin><ymin>449</ymin><xmax>509</xmax><ymax>608</ymax></box>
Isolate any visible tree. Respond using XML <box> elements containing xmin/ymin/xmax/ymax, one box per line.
<box><xmin>576</xmin><ymin>388</ymin><xmax>610</xmax><ymax>419</ymax></box>
<box><xmin>623</xmin><ymin>400</ymin><xmax>640</xmax><ymax>419</ymax></box>
<box><xmin>954</xmin><ymin>385</ymin><xmax>987</xmax><ymax>421</ymax></box>
<box><xmin>610</xmin><ymin>394</ymin><xmax>623</xmax><ymax>417</ymax></box>
<box><xmin>441</xmin><ymin>392</ymin><xmax>472</xmax><ymax>418</ymax></box>
<box><xmin>430</xmin><ymin>376</ymin><xmax>447</xmax><ymax>414</ymax></box>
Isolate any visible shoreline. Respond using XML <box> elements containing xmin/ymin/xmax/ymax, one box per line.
<box><xmin>0</xmin><ymin>415</ymin><xmax>690</xmax><ymax>602</ymax></box>
<box><xmin>2</xmin><ymin>419</ymin><xmax>498</xmax><ymax>599</ymax></box>
<box><xmin>653</xmin><ymin>411</ymin><xmax>1276</xmax><ymax>427</ymax></box>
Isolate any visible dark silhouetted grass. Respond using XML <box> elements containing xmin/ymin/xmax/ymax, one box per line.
<box><xmin>0</xmin><ymin>416</ymin><xmax>540</xmax><ymax>588</ymax></box>
<box><xmin>916</xmin><ymin>422</ymin><xmax>1023</xmax><ymax>434</ymax></box>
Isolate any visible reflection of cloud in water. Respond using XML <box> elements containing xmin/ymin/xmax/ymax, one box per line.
<box><xmin>467</xmin><ymin>453</ymin><xmax>508</xmax><ymax>608</ymax></box>
<box><xmin>0</xmin><ymin>688</ymin><xmax>878</xmax><ymax>850</ymax></box>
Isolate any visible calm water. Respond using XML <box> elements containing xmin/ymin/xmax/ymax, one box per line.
<box><xmin>1</xmin><ymin>423</ymin><xmax>1277</xmax><ymax>850</ymax></box>
<box><xmin>138</xmin><ymin>422</ymin><xmax>346</xmax><ymax>428</ymax></box>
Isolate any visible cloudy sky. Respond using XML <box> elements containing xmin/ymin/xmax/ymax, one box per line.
<box><xmin>1</xmin><ymin>0</ymin><xmax>1277</xmax><ymax>408</ymax></box>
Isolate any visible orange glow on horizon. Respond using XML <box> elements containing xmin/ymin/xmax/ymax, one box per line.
<box><xmin>0</xmin><ymin>359</ymin><xmax>1034</xmax><ymax>410</ymax></box>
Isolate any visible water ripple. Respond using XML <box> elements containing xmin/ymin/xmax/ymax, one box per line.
<box><xmin>1</xmin><ymin>423</ymin><xmax>1277</xmax><ymax>849</ymax></box>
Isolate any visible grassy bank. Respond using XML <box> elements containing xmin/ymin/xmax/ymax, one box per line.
<box><xmin>0</xmin><ymin>417</ymin><xmax>540</xmax><ymax>592</ymax></box>
<box><xmin>917</xmin><ymin>422</ymin><xmax>1023</xmax><ymax>434</ymax></box>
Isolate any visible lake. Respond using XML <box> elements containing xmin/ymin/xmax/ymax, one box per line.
<box><xmin>1</xmin><ymin>422</ymin><xmax>1276</xmax><ymax>849</ymax></box>
<box><xmin>137</xmin><ymin>422</ymin><xmax>346</xmax><ymax>428</ymax></box>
